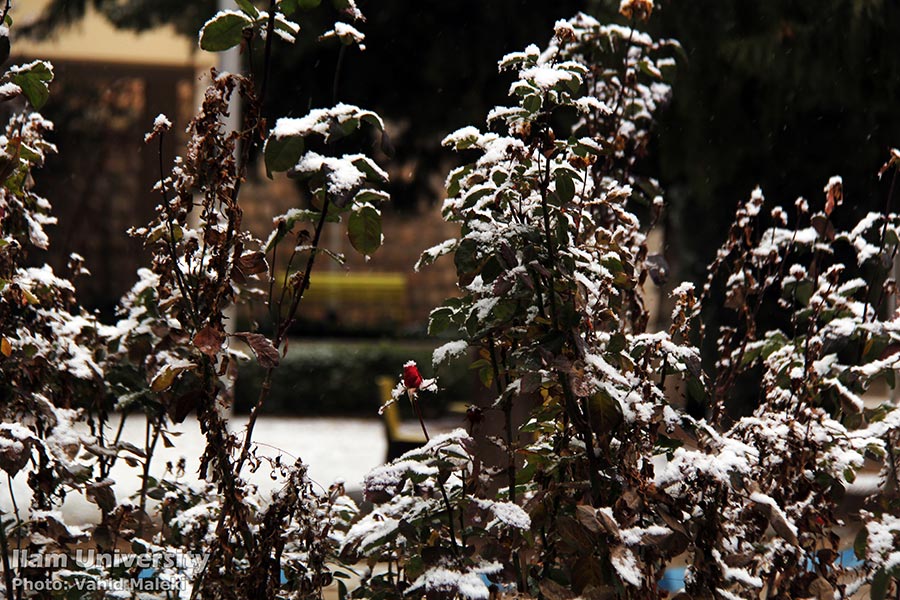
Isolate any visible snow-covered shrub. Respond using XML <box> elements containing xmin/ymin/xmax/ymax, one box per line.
<box><xmin>4</xmin><ymin>0</ymin><xmax>900</xmax><ymax>598</ymax></box>
<box><xmin>0</xmin><ymin>13</ymin><xmax>117</xmax><ymax>596</ymax></box>
<box><xmin>0</xmin><ymin>0</ymin><xmax>383</xmax><ymax>598</ymax></box>
<box><xmin>379</xmin><ymin>5</ymin><xmax>900</xmax><ymax>600</ymax></box>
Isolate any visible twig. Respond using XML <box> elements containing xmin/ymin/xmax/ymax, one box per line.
<box><xmin>408</xmin><ymin>392</ymin><xmax>461</xmax><ymax>555</ymax></box>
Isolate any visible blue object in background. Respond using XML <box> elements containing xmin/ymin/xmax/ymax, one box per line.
<box><xmin>659</xmin><ymin>566</ymin><xmax>686</xmax><ymax>592</ymax></box>
<box><xmin>658</xmin><ymin>548</ymin><xmax>864</xmax><ymax>593</ymax></box>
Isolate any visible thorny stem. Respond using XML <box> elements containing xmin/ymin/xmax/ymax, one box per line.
<box><xmin>192</xmin><ymin>6</ymin><xmax>284</xmax><ymax>593</ymax></box>
<box><xmin>489</xmin><ymin>337</ymin><xmax>525</xmax><ymax>592</ymax></box>
<box><xmin>538</xmin><ymin>148</ymin><xmax>559</xmax><ymax>324</ymax></box>
<box><xmin>99</xmin><ymin>410</ymin><xmax>129</xmax><ymax>479</ymax></box>
<box><xmin>488</xmin><ymin>338</ymin><xmax>515</xmax><ymax>502</ymax></box>
<box><xmin>238</xmin><ymin>201</ymin><xmax>331</xmax><ymax>472</ymax></box>
<box><xmin>862</xmin><ymin>167</ymin><xmax>898</xmax><ymax>325</ymax></box>
<box><xmin>712</xmin><ymin>212</ymin><xmax>799</xmax><ymax>424</ymax></box>
<box><xmin>538</xmin><ymin>148</ymin><xmax>602</xmax><ymax>504</ymax></box>
<box><xmin>157</xmin><ymin>134</ymin><xmax>200</xmax><ymax>329</ymax></box>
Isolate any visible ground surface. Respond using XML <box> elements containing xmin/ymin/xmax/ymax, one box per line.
<box><xmin>2</xmin><ymin>415</ymin><xmax>387</xmax><ymax>524</ymax></box>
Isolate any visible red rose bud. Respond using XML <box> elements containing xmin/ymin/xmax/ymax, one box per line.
<box><xmin>402</xmin><ymin>361</ymin><xmax>423</xmax><ymax>389</ymax></box>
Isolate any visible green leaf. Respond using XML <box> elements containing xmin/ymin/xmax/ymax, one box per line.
<box><xmin>462</xmin><ymin>186</ymin><xmax>494</xmax><ymax>209</ymax></box>
<box><xmin>655</xmin><ymin>434</ymin><xmax>683</xmax><ymax>459</ymax></box>
<box><xmin>478</xmin><ymin>365</ymin><xmax>493</xmax><ymax>388</ymax></box>
<box><xmin>347</xmin><ymin>205</ymin><xmax>382</xmax><ymax>256</ymax></box>
<box><xmin>150</xmin><ymin>364</ymin><xmax>192</xmax><ymax>392</ymax></box>
<box><xmin>359</xmin><ymin>112</ymin><xmax>385</xmax><ymax>131</ymax></box>
<box><xmin>555</xmin><ymin>173</ymin><xmax>576</xmax><ymax>204</ymax></box>
<box><xmin>18</xmin><ymin>143</ymin><xmax>42</xmax><ymax>165</ymax></box>
<box><xmin>853</xmin><ymin>527</ymin><xmax>868</xmax><ymax>561</ymax></box>
<box><xmin>607</xmin><ymin>332</ymin><xmax>626</xmax><ymax>354</ymax></box>
<box><xmin>589</xmin><ymin>389</ymin><xmax>623</xmax><ymax>434</ymax></box>
<box><xmin>428</xmin><ymin>307</ymin><xmax>454</xmax><ymax>336</ymax></box>
<box><xmin>299</xmin><ymin>0</ymin><xmax>322</xmax><ymax>7</ymax></box>
<box><xmin>199</xmin><ymin>12</ymin><xmax>252</xmax><ymax>52</ymax></box>
<box><xmin>235</xmin><ymin>0</ymin><xmax>259</xmax><ymax>18</ymax></box>
<box><xmin>843</xmin><ymin>467</ymin><xmax>856</xmax><ymax>484</ymax></box>
<box><xmin>637</xmin><ymin>58</ymin><xmax>662</xmax><ymax>80</ymax></box>
<box><xmin>10</xmin><ymin>61</ymin><xmax>53</xmax><ymax>110</ymax></box>
<box><xmin>491</xmin><ymin>300</ymin><xmax>517</xmax><ymax>323</ymax></box>
<box><xmin>263</xmin><ymin>134</ymin><xmax>304</xmax><ymax>177</ymax></box>
<box><xmin>354</xmin><ymin>189</ymin><xmax>389</xmax><ymax>204</ymax></box>
<box><xmin>871</xmin><ymin>569</ymin><xmax>888</xmax><ymax>600</ymax></box>
<box><xmin>280</xmin><ymin>0</ymin><xmax>299</xmax><ymax>15</ymax></box>
<box><xmin>454</xmin><ymin>238</ymin><xmax>480</xmax><ymax>276</ymax></box>
<box><xmin>0</xmin><ymin>33</ymin><xmax>9</xmax><ymax>66</ymax></box>
<box><xmin>523</xmin><ymin>94</ymin><xmax>541</xmax><ymax>113</ymax></box>
<box><xmin>351</xmin><ymin>156</ymin><xmax>388</xmax><ymax>183</ymax></box>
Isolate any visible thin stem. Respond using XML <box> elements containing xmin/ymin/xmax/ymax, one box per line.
<box><xmin>410</xmin><ymin>392</ymin><xmax>429</xmax><ymax>442</ymax></box>
<box><xmin>238</xmin><ymin>202</ymin><xmax>330</xmax><ymax>472</ymax></box>
<box><xmin>275</xmin><ymin>243</ymin><xmax>301</xmax><ymax>322</ymax></box>
<box><xmin>332</xmin><ymin>44</ymin><xmax>347</xmax><ymax>104</ymax></box>
<box><xmin>100</xmin><ymin>409</ymin><xmax>129</xmax><ymax>478</ymax></box>
<box><xmin>863</xmin><ymin>167</ymin><xmax>898</xmax><ymax>323</ymax></box>
<box><xmin>488</xmin><ymin>337</ymin><xmax>515</xmax><ymax>502</ymax></box>
<box><xmin>139</xmin><ymin>413</ymin><xmax>163</xmax><ymax>514</ymax></box>
<box><xmin>0</xmin><ymin>505</ymin><xmax>15</xmax><ymax>600</ymax></box>
<box><xmin>7</xmin><ymin>474</ymin><xmax>21</xmax><ymax>556</ymax></box>
<box><xmin>409</xmin><ymin>392</ymin><xmax>460</xmax><ymax>555</ymax></box>
<box><xmin>258</xmin><ymin>0</ymin><xmax>278</xmax><ymax>111</ymax></box>
<box><xmin>267</xmin><ymin>234</ymin><xmax>280</xmax><ymax>320</ymax></box>
<box><xmin>278</xmin><ymin>202</ymin><xmax>331</xmax><ymax>342</ymax></box>
<box><xmin>539</xmin><ymin>149</ymin><xmax>559</xmax><ymax>324</ymax></box>
<box><xmin>489</xmin><ymin>338</ymin><xmax>525</xmax><ymax>593</ymax></box>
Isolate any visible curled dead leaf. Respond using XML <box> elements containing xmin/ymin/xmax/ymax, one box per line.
<box><xmin>194</xmin><ymin>325</ymin><xmax>225</xmax><ymax>358</ymax></box>
<box><xmin>233</xmin><ymin>332</ymin><xmax>280</xmax><ymax>369</ymax></box>
<box><xmin>237</xmin><ymin>251</ymin><xmax>268</xmax><ymax>276</ymax></box>
<box><xmin>0</xmin><ymin>427</ymin><xmax>33</xmax><ymax>476</ymax></box>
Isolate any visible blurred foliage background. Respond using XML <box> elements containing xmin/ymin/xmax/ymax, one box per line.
<box><xmin>24</xmin><ymin>0</ymin><xmax>900</xmax><ymax>279</ymax></box>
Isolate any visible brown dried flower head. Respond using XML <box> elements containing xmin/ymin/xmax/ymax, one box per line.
<box><xmin>619</xmin><ymin>0</ymin><xmax>654</xmax><ymax>22</ymax></box>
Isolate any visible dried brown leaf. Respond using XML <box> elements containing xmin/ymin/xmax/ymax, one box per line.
<box><xmin>237</xmin><ymin>251</ymin><xmax>268</xmax><ymax>275</ymax></box>
<box><xmin>234</xmin><ymin>332</ymin><xmax>280</xmax><ymax>369</ymax></box>
<box><xmin>194</xmin><ymin>325</ymin><xmax>225</xmax><ymax>358</ymax></box>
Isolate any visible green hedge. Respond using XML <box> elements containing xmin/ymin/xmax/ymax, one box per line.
<box><xmin>234</xmin><ymin>339</ymin><xmax>474</xmax><ymax>417</ymax></box>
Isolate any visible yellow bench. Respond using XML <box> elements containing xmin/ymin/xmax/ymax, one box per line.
<box><xmin>376</xmin><ymin>376</ymin><xmax>427</xmax><ymax>461</ymax></box>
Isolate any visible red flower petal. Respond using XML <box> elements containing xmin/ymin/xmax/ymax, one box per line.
<box><xmin>402</xmin><ymin>362</ymin><xmax>423</xmax><ymax>389</ymax></box>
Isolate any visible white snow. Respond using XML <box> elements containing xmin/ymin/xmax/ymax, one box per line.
<box><xmin>271</xmin><ymin>103</ymin><xmax>383</xmax><ymax>139</ymax></box>
<box><xmin>153</xmin><ymin>113</ymin><xmax>172</xmax><ymax>129</ymax></box>
<box><xmin>433</xmin><ymin>340</ymin><xmax>468</xmax><ymax>366</ymax></box>
<box><xmin>0</xmin><ymin>416</ymin><xmax>386</xmax><ymax>524</ymax></box>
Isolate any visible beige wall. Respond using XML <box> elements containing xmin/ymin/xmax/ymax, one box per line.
<box><xmin>11</xmin><ymin>0</ymin><xmax>215</xmax><ymax>69</ymax></box>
